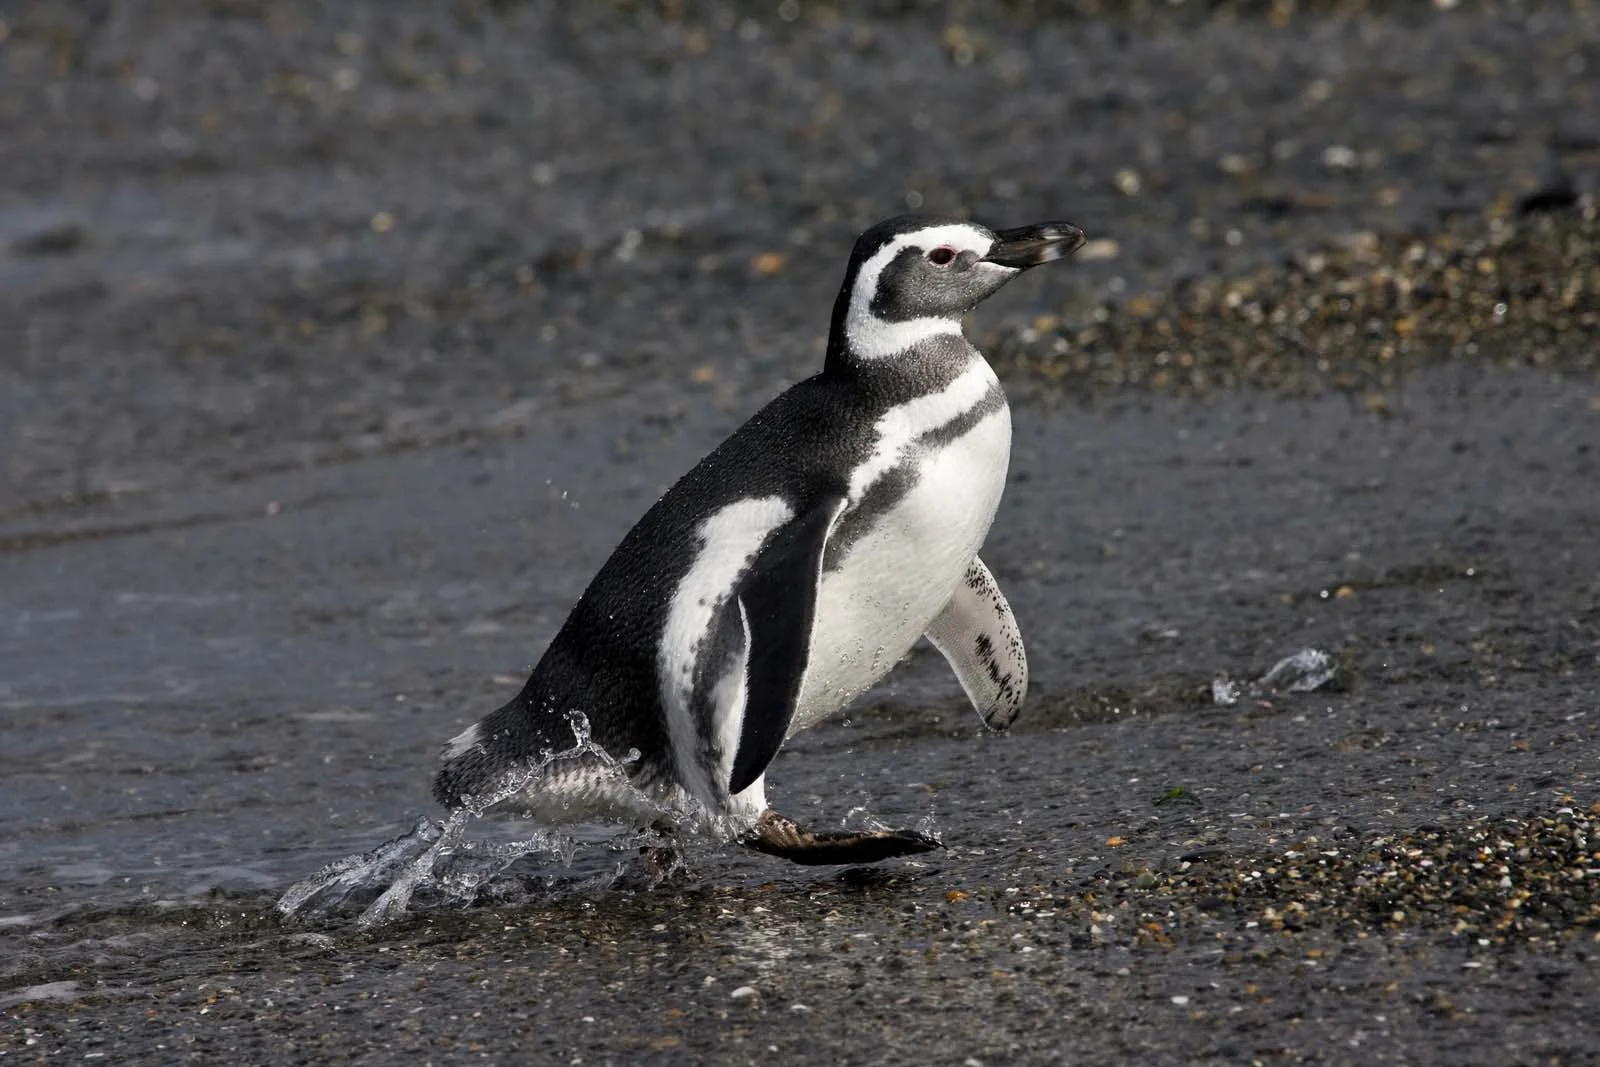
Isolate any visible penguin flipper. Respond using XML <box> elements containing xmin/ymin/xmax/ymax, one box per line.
<box><xmin>925</xmin><ymin>555</ymin><xmax>1027</xmax><ymax>731</ymax></box>
<box><xmin>742</xmin><ymin>810</ymin><xmax>942</xmax><ymax>865</ymax></box>
<box><xmin>727</xmin><ymin>494</ymin><xmax>847</xmax><ymax>796</ymax></box>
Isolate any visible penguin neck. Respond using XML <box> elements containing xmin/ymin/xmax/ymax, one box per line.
<box><xmin>823</xmin><ymin>285</ymin><xmax>969</xmax><ymax>377</ymax></box>
<box><xmin>823</xmin><ymin>325</ymin><xmax>987</xmax><ymax>405</ymax></box>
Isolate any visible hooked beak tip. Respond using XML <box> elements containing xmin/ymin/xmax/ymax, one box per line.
<box><xmin>983</xmin><ymin>222</ymin><xmax>1087</xmax><ymax>269</ymax></box>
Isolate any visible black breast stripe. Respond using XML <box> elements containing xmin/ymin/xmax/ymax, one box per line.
<box><xmin>824</xmin><ymin>381</ymin><xmax>1006</xmax><ymax>569</ymax></box>
<box><xmin>918</xmin><ymin>381</ymin><xmax>1006</xmax><ymax>448</ymax></box>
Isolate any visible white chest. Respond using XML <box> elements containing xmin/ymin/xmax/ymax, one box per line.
<box><xmin>793</xmin><ymin>394</ymin><xmax>1012</xmax><ymax>730</ymax></box>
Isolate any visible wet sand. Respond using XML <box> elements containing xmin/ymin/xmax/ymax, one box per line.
<box><xmin>3</xmin><ymin>2</ymin><xmax>1598</xmax><ymax>1063</ymax></box>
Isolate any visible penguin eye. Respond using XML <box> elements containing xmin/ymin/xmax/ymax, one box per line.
<box><xmin>926</xmin><ymin>246</ymin><xmax>957</xmax><ymax>266</ymax></box>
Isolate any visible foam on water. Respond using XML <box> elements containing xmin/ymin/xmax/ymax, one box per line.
<box><xmin>276</xmin><ymin>712</ymin><xmax>687</xmax><ymax>926</ymax></box>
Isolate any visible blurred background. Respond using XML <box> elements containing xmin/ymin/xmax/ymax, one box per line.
<box><xmin>2</xmin><ymin>0</ymin><xmax>1593</xmax><ymax>511</ymax></box>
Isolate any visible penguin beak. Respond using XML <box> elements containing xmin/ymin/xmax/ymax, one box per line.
<box><xmin>982</xmin><ymin>222</ymin><xmax>1087</xmax><ymax>269</ymax></box>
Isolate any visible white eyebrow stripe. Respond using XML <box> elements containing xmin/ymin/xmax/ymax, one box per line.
<box><xmin>843</xmin><ymin>224</ymin><xmax>1004</xmax><ymax>361</ymax></box>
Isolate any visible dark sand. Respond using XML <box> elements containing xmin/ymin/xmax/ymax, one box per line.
<box><xmin>2</xmin><ymin>2</ymin><xmax>1597</xmax><ymax>1063</ymax></box>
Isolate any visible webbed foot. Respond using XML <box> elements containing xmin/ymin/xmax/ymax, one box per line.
<box><xmin>741</xmin><ymin>810</ymin><xmax>942</xmax><ymax>866</ymax></box>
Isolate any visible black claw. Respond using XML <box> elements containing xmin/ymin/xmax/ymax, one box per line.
<box><xmin>742</xmin><ymin>810</ymin><xmax>943</xmax><ymax>866</ymax></box>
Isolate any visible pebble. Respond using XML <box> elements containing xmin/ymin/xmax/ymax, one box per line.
<box><xmin>998</xmin><ymin>207</ymin><xmax>1597</xmax><ymax>398</ymax></box>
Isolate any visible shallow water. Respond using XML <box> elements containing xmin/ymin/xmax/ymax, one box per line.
<box><xmin>3</xmin><ymin>366</ymin><xmax>1594</xmax><ymax>937</ymax></box>
<box><xmin>275</xmin><ymin>711</ymin><xmax>674</xmax><ymax>926</ymax></box>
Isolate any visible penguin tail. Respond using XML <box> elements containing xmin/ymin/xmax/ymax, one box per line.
<box><xmin>431</xmin><ymin>698</ymin><xmax>538</xmax><ymax>809</ymax></box>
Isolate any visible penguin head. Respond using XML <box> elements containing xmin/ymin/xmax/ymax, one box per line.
<box><xmin>829</xmin><ymin>215</ymin><xmax>1084</xmax><ymax>365</ymax></box>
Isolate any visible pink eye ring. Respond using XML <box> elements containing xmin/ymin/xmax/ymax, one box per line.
<box><xmin>927</xmin><ymin>246</ymin><xmax>957</xmax><ymax>265</ymax></box>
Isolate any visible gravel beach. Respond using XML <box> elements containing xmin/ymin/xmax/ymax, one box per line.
<box><xmin>2</xmin><ymin>2</ymin><xmax>1596</xmax><ymax>1063</ymax></box>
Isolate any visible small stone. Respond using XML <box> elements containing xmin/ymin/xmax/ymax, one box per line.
<box><xmin>1219</xmin><ymin>153</ymin><xmax>1252</xmax><ymax>175</ymax></box>
<box><xmin>1322</xmin><ymin>144</ymin><xmax>1359</xmax><ymax>170</ymax></box>
<box><xmin>1077</xmin><ymin>238</ymin><xmax>1120</xmax><ymax>261</ymax></box>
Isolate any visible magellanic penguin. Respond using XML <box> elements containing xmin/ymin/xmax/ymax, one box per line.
<box><xmin>435</xmin><ymin>215</ymin><xmax>1085</xmax><ymax>864</ymax></box>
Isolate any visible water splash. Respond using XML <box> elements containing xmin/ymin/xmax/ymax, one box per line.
<box><xmin>276</xmin><ymin>712</ymin><xmax>684</xmax><ymax>926</ymax></box>
<box><xmin>1210</xmin><ymin>675</ymin><xmax>1242</xmax><ymax>707</ymax></box>
<box><xmin>1256</xmin><ymin>648</ymin><xmax>1337</xmax><ymax>693</ymax></box>
<box><xmin>1213</xmin><ymin>648</ymin><xmax>1337</xmax><ymax>707</ymax></box>
<box><xmin>274</xmin><ymin>815</ymin><xmax>445</xmax><ymax>922</ymax></box>
<box><xmin>841</xmin><ymin>805</ymin><xmax>894</xmax><ymax>834</ymax></box>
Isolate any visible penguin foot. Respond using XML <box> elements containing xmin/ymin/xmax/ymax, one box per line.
<box><xmin>741</xmin><ymin>810</ymin><xmax>943</xmax><ymax>866</ymax></box>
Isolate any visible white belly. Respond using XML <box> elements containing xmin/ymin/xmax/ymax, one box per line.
<box><xmin>791</xmin><ymin>402</ymin><xmax>1011</xmax><ymax>731</ymax></box>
